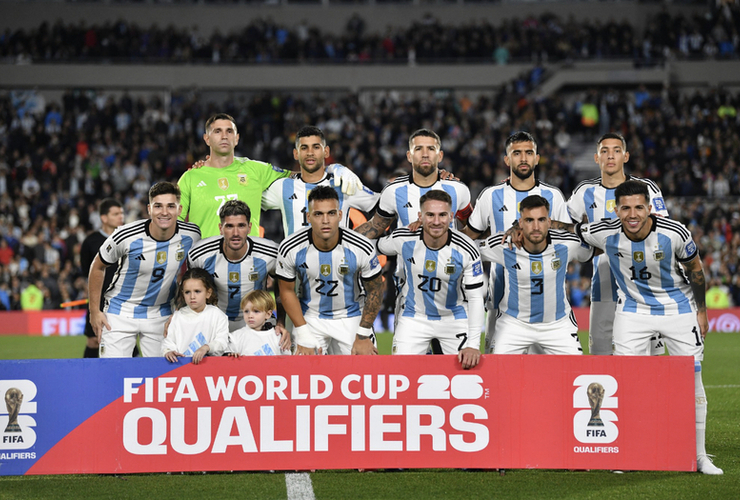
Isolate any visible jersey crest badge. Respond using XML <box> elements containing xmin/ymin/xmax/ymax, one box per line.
<box><xmin>249</xmin><ymin>272</ymin><xmax>259</xmax><ymax>282</ymax></box>
<box><xmin>175</xmin><ymin>245</ymin><xmax>184</xmax><ymax>262</ymax></box>
<box><xmin>338</xmin><ymin>263</ymin><xmax>350</xmax><ymax>275</ymax></box>
<box><xmin>531</xmin><ymin>261</ymin><xmax>543</xmax><ymax>274</ymax></box>
<box><xmin>444</xmin><ymin>262</ymin><xmax>456</xmax><ymax>275</ymax></box>
<box><xmin>633</xmin><ymin>251</ymin><xmax>644</xmax><ymax>263</ymax></box>
<box><xmin>218</xmin><ymin>178</ymin><xmax>229</xmax><ymax>190</ymax></box>
<box><xmin>654</xmin><ymin>249</ymin><xmax>665</xmax><ymax>261</ymax></box>
<box><xmin>238</xmin><ymin>174</ymin><xmax>248</xmax><ymax>186</ymax></box>
<box><xmin>606</xmin><ymin>199</ymin><xmax>616</xmax><ymax>213</ymax></box>
<box><xmin>551</xmin><ymin>257</ymin><xmax>562</xmax><ymax>270</ymax></box>
<box><xmin>156</xmin><ymin>251</ymin><xmax>167</xmax><ymax>264</ymax></box>
<box><xmin>229</xmin><ymin>272</ymin><xmax>240</xmax><ymax>283</ymax></box>
<box><xmin>321</xmin><ymin>264</ymin><xmax>331</xmax><ymax>276</ymax></box>
<box><xmin>425</xmin><ymin>260</ymin><xmax>436</xmax><ymax>272</ymax></box>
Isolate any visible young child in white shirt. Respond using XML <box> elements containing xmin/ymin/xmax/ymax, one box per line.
<box><xmin>162</xmin><ymin>268</ymin><xmax>229</xmax><ymax>364</ymax></box>
<box><xmin>227</xmin><ymin>290</ymin><xmax>291</xmax><ymax>356</ymax></box>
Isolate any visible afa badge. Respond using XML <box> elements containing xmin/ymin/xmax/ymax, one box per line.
<box><xmin>338</xmin><ymin>263</ymin><xmax>350</xmax><ymax>276</ymax></box>
<box><xmin>238</xmin><ymin>174</ymin><xmax>248</xmax><ymax>186</ymax></box>
<box><xmin>654</xmin><ymin>249</ymin><xmax>664</xmax><ymax>261</ymax></box>
<box><xmin>531</xmin><ymin>261</ymin><xmax>543</xmax><ymax>274</ymax></box>
<box><xmin>445</xmin><ymin>262</ymin><xmax>456</xmax><ymax>275</ymax></box>
<box><xmin>551</xmin><ymin>257</ymin><xmax>562</xmax><ymax>270</ymax></box>
<box><xmin>175</xmin><ymin>245</ymin><xmax>184</xmax><ymax>262</ymax></box>
<box><xmin>249</xmin><ymin>272</ymin><xmax>259</xmax><ymax>282</ymax></box>
<box><xmin>218</xmin><ymin>178</ymin><xmax>229</xmax><ymax>190</ymax></box>
<box><xmin>156</xmin><ymin>251</ymin><xmax>167</xmax><ymax>264</ymax></box>
<box><xmin>229</xmin><ymin>272</ymin><xmax>240</xmax><ymax>283</ymax></box>
<box><xmin>321</xmin><ymin>264</ymin><xmax>332</xmax><ymax>277</ymax></box>
<box><xmin>425</xmin><ymin>260</ymin><xmax>436</xmax><ymax>272</ymax></box>
<box><xmin>633</xmin><ymin>251</ymin><xmax>644</xmax><ymax>263</ymax></box>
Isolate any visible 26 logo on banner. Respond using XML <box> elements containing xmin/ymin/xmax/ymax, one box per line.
<box><xmin>572</xmin><ymin>375</ymin><xmax>618</xmax><ymax>444</ymax></box>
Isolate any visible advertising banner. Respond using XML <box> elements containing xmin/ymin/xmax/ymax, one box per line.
<box><xmin>0</xmin><ymin>311</ymin><xmax>87</xmax><ymax>336</ymax></box>
<box><xmin>1</xmin><ymin>355</ymin><xmax>695</xmax><ymax>475</ymax></box>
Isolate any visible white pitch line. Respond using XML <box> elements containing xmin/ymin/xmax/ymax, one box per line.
<box><xmin>705</xmin><ymin>385</ymin><xmax>740</xmax><ymax>388</ymax></box>
<box><xmin>285</xmin><ymin>472</ymin><xmax>316</xmax><ymax>500</ymax></box>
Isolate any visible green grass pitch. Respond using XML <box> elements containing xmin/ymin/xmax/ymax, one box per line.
<box><xmin>0</xmin><ymin>331</ymin><xmax>738</xmax><ymax>499</ymax></box>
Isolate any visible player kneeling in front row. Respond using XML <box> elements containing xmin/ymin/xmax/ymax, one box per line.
<box><xmin>227</xmin><ymin>290</ymin><xmax>291</xmax><ymax>356</ymax></box>
<box><xmin>573</xmin><ymin>180</ymin><xmax>722</xmax><ymax>475</ymax></box>
<box><xmin>377</xmin><ymin>190</ymin><xmax>484</xmax><ymax>369</ymax></box>
<box><xmin>480</xmin><ymin>195</ymin><xmax>590</xmax><ymax>355</ymax></box>
<box><xmin>277</xmin><ymin>186</ymin><xmax>383</xmax><ymax>355</ymax></box>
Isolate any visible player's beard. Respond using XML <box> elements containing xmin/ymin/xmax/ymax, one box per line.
<box><xmin>512</xmin><ymin>164</ymin><xmax>534</xmax><ymax>180</ymax></box>
<box><xmin>413</xmin><ymin>161</ymin><xmax>437</xmax><ymax>178</ymax></box>
<box><xmin>301</xmin><ymin>158</ymin><xmax>324</xmax><ymax>175</ymax></box>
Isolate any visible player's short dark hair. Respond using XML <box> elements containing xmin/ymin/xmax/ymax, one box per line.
<box><xmin>205</xmin><ymin>113</ymin><xmax>237</xmax><ymax>134</ymax></box>
<box><xmin>408</xmin><ymin>129</ymin><xmax>441</xmax><ymax>151</ymax></box>
<box><xmin>419</xmin><ymin>190</ymin><xmax>452</xmax><ymax>209</ymax></box>
<box><xmin>176</xmin><ymin>267</ymin><xmax>218</xmax><ymax>309</ymax></box>
<box><xmin>99</xmin><ymin>198</ymin><xmax>122</xmax><ymax>217</ymax></box>
<box><xmin>505</xmin><ymin>131</ymin><xmax>537</xmax><ymax>153</ymax></box>
<box><xmin>307</xmin><ymin>185</ymin><xmax>339</xmax><ymax>205</ymax></box>
<box><xmin>615</xmin><ymin>180</ymin><xmax>650</xmax><ymax>204</ymax></box>
<box><xmin>597</xmin><ymin>132</ymin><xmax>627</xmax><ymax>151</ymax></box>
<box><xmin>295</xmin><ymin>126</ymin><xmax>326</xmax><ymax>149</ymax></box>
<box><xmin>148</xmin><ymin>182</ymin><xmax>180</xmax><ymax>204</ymax></box>
<box><xmin>219</xmin><ymin>200</ymin><xmax>251</xmax><ymax>222</ymax></box>
<box><xmin>519</xmin><ymin>194</ymin><xmax>550</xmax><ymax>213</ymax></box>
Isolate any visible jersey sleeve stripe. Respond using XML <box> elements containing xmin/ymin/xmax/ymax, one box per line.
<box><xmin>111</xmin><ymin>221</ymin><xmax>147</xmax><ymax>244</ymax></box>
<box><xmin>656</xmin><ymin>218</ymin><xmax>690</xmax><ymax>240</ymax></box>
<box><xmin>278</xmin><ymin>231</ymin><xmax>310</xmax><ymax>258</ymax></box>
<box><xmin>450</xmin><ymin>232</ymin><xmax>481</xmax><ymax>259</ymax></box>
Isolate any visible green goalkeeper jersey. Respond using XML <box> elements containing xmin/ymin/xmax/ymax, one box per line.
<box><xmin>178</xmin><ymin>157</ymin><xmax>291</xmax><ymax>237</ymax></box>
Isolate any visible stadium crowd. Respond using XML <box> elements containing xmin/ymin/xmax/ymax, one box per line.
<box><xmin>2</xmin><ymin>3</ymin><xmax>739</xmax><ymax>64</ymax></box>
<box><xmin>0</xmin><ymin>83</ymin><xmax>739</xmax><ymax>312</ymax></box>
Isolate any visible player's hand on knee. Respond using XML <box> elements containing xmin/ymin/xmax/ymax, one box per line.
<box><xmin>90</xmin><ymin>310</ymin><xmax>110</xmax><ymax>341</ymax></box>
<box><xmin>458</xmin><ymin>347</ymin><xmax>481</xmax><ymax>369</ymax></box>
<box><xmin>296</xmin><ymin>344</ymin><xmax>317</xmax><ymax>356</ymax></box>
<box><xmin>189</xmin><ymin>155</ymin><xmax>209</xmax><ymax>170</ymax></box>
<box><xmin>165</xmin><ymin>351</ymin><xmax>184</xmax><ymax>363</ymax></box>
<box><xmin>192</xmin><ymin>345</ymin><xmax>210</xmax><ymax>364</ymax></box>
<box><xmin>352</xmin><ymin>337</ymin><xmax>378</xmax><ymax>355</ymax></box>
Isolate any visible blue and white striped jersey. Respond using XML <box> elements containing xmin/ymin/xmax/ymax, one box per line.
<box><xmin>187</xmin><ymin>235</ymin><xmax>278</xmax><ymax>325</ymax></box>
<box><xmin>376</xmin><ymin>174</ymin><xmax>472</xmax><ymax>227</ymax></box>
<box><xmin>99</xmin><ymin>219</ymin><xmax>201</xmax><ymax>319</ymax></box>
<box><xmin>467</xmin><ymin>179</ymin><xmax>569</xmax><ymax>309</ymax></box>
<box><xmin>377</xmin><ymin>228</ymin><xmax>485</xmax><ymax>321</ymax></box>
<box><xmin>567</xmin><ymin>175</ymin><xmax>669</xmax><ymax>303</ymax></box>
<box><xmin>262</xmin><ymin>172</ymin><xmax>379</xmax><ymax>236</ymax></box>
<box><xmin>467</xmin><ymin>179</ymin><xmax>570</xmax><ymax>234</ymax></box>
<box><xmin>479</xmin><ymin>230</ymin><xmax>593</xmax><ymax>323</ymax></box>
<box><xmin>276</xmin><ymin>227</ymin><xmax>382</xmax><ymax>319</ymax></box>
<box><xmin>577</xmin><ymin>215</ymin><xmax>697</xmax><ymax>316</ymax></box>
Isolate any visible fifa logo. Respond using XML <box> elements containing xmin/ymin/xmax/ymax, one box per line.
<box><xmin>573</xmin><ymin>375</ymin><xmax>618</xmax><ymax>443</ymax></box>
<box><xmin>1</xmin><ymin>380</ymin><xmax>38</xmax><ymax>449</ymax></box>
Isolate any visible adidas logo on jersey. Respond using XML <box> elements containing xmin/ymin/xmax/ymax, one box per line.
<box><xmin>498</xmin><ymin>206</ymin><xmax>508</xmax><ymax>212</ymax></box>
<box><xmin>403</xmin><ymin>202</ymin><xmax>413</xmax><ymax>208</ymax></box>
<box><xmin>289</xmin><ymin>194</ymin><xmax>298</xmax><ymax>200</ymax></box>
<box><xmin>511</xmin><ymin>263</ymin><xmax>521</xmax><ymax>270</ymax></box>
<box><xmin>299</xmin><ymin>263</ymin><xmax>309</xmax><ymax>269</ymax></box>
<box><xmin>589</xmin><ymin>202</ymin><xmax>598</xmax><ymax>209</ymax></box>
<box><xmin>406</xmin><ymin>257</ymin><xmax>416</xmax><ymax>264</ymax></box>
<box><xmin>197</xmin><ymin>181</ymin><xmax>207</xmax><ymax>187</ymax></box>
<box><xmin>212</xmin><ymin>272</ymin><xmax>219</xmax><ymax>279</ymax></box>
<box><xmin>613</xmin><ymin>252</ymin><xmax>624</xmax><ymax>257</ymax></box>
<box><xmin>134</xmin><ymin>255</ymin><xmax>145</xmax><ymax>261</ymax></box>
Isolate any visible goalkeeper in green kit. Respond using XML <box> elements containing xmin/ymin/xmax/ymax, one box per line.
<box><xmin>178</xmin><ymin>113</ymin><xmax>362</xmax><ymax>237</ymax></box>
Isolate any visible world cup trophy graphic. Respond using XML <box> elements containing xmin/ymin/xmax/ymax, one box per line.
<box><xmin>4</xmin><ymin>387</ymin><xmax>23</xmax><ymax>433</ymax></box>
<box><xmin>587</xmin><ymin>382</ymin><xmax>605</xmax><ymax>427</ymax></box>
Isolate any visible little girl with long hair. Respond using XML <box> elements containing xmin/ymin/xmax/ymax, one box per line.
<box><xmin>162</xmin><ymin>268</ymin><xmax>229</xmax><ymax>364</ymax></box>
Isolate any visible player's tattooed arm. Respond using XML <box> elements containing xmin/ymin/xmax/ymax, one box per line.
<box><xmin>549</xmin><ymin>220</ymin><xmax>576</xmax><ymax>232</ymax></box>
<box><xmin>359</xmin><ymin>274</ymin><xmax>384</xmax><ymax>330</ymax></box>
<box><xmin>354</xmin><ymin>214</ymin><xmax>395</xmax><ymax>239</ymax></box>
<box><xmin>683</xmin><ymin>255</ymin><xmax>709</xmax><ymax>338</ymax></box>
